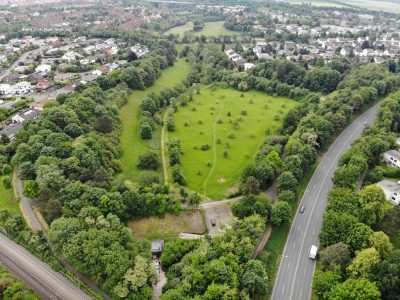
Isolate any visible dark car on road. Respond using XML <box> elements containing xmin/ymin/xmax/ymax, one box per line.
<box><xmin>211</xmin><ymin>219</ymin><xmax>216</xmax><ymax>227</ymax></box>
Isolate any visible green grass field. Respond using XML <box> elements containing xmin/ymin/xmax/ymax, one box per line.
<box><xmin>127</xmin><ymin>210</ymin><xmax>206</xmax><ymax>240</ymax></box>
<box><xmin>164</xmin><ymin>21</ymin><xmax>239</xmax><ymax>37</ymax></box>
<box><xmin>168</xmin><ymin>87</ymin><xmax>297</xmax><ymax>199</ymax></box>
<box><xmin>119</xmin><ymin>59</ymin><xmax>191</xmax><ymax>182</ymax></box>
<box><xmin>0</xmin><ymin>176</ymin><xmax>18</xmax><ymax>214</ymax></box>
<box><xmin>286</xmin><ymin>0</ymin><xmax>400</xmax><ymax>12</ymax></box>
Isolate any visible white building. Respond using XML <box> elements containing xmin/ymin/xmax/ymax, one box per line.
<box><xmin>244</xmin><ymin>62</ymin><xmax>255</xmax><ymax>71</ymax></box>
<box><xmin>35</xmin><ymin>64</ymin><xmax>52</xmax><ymax>73</ymax></box>
<box><xmin>12</xmin><ymin>107</ymin><xmax>40</xmax><ymax>123</ymax></box>
<box><xmin>62</xmin><ymin>51</ymin><xmax>80</xmax><ymax>62</ymax></box>
<box><xmin>383</xmin><ymin>150</ymin><xmax>400</xmax><ymax>168</ymax></box>
<box><xmin>377</xmin><ymin>180</ymin><xmax>400</xmax><ymax>205</ymax></box>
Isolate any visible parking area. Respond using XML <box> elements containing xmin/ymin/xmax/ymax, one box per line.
<box><xmin>200</xmin><ymin>199</ymin><xmax>237</xmax><ymax>237</ymax></box>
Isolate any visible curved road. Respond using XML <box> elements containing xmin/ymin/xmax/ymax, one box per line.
<box><xmin>271</xmin><ymin>103</ymin><xmax>380</xmax><ymax>300</ymax></box>
<box><xmin>0</xmin><ymin>232</ymin><xmax>93</xmax><ymax>300</ymax></box>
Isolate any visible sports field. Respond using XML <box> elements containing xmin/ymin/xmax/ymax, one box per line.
<box><xmin>167</xmin><ymin>87</ymin><xmax>297</xmax><ymax>199</ymax></box>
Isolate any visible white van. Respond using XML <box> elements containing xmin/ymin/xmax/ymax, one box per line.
<box><xmin>309</xmin><ymin>245</ymin><xmax>318</xmax><ymax>260</ymax></box>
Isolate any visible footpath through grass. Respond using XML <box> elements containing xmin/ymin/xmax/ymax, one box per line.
<box><xmin>119</xmin><ymin>59</ymin><xmax>191</xmax><ymax>182</ymax></box>
<box><xmin>168</xmin><ymin>87</ymin><xmax>297</xmax><ymax>199</ymax></box>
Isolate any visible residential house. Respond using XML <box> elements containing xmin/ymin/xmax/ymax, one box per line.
<box><xmin>11</xmin><ymin>81</ymin><xmax>32</xmax><ymax>95</ymax></box>
<box><xmin>54</xmin><ymin>73</ymin><xmax>76</xmax><ymax>83</ymax></box>
<box><xmin>11</xmin><ymin>107</ymin><xmax>40</xmax><ymax>123</ymax></box>
<box><xmin>244</xmin><ymin>63</ymin><xmax>255</xmax><ymax>71</ymax></box>
<box><xmin>383</xmin><ymin>150</ymin><xmax>400</xmax><ymax>168</ymax></box>
<box><xmin>35</xmin><ymin>64</ymin><xmax>52</xmax><ymax>74</ymax></box>
<box><xmin>92</xmin><ymin>65</ymin><xmax>110</xmax><ymax>76</ymax></box>
<box><xmin>377</xmin><ymin>180</ymin><xmax>400</xmax><ymax>205</ymax></box>
<box><xmin>130</xmin><ymin>43</ymin><xmax>149</xmax><ymax>59</ymax></box>
<box><xmin>62</xmin><ymin>51</ymin><xmax>80</xmax><ymax>62</ymax></box>
<box><xmin>36</xmin><ymin>79</ymin><xmax>54</xmax><ymax>91</ymax></box>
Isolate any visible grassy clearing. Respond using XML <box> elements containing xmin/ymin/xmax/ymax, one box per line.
<box><xmin>119</xmin><ymin>59</ymin><xmax>191</xmax><ymax>182</ymax></box>
<box><xmin>127</xmin><ymin>209</ymin><xmax>206</xmax><ymax>240</ymax></box>
<box><xmin>0</xmin><ymin>176</ymin><xmax>18</xmax><ymax>214</ymax></box>
<box><xmin>164</xmin><ymin>22</ymin><xmax>194</xmax><ymax>36</ymax></box>
<box><xmin>168</xmin><ymin>87</ymin><xmax>297</xmax><ymax>199</ymax></box>
<box><xmin>164</xmin><ymin>21</ymin><xmax>239</xmax><ymax>37</ymax></box>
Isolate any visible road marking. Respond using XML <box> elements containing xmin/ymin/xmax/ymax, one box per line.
<box><xmin>292</xmin><ymin>241</ymin><xmax>296</xmax><ymax>249</ymax></box>
<box><xmin>299</xmin><ymin>290</ymin><xmax>303</xmax><ymax>299</ymax></box>
<box><xmin>297</xmin><ymin>224</ymin><xmax>301</xmax><ymax>231</ymax></box>
<box><xmin>313</xmin><ymin>229</ymin><xmax>316</xmax><ymax>236</ymax></box>
<box><xmin>282</xmin><ymin>284</ymin><xmax>285</xmax><ymax>295</ymax></box>
<box><xmin>304</xmin><ymin>264</ymin><xmax>307</xmax><ymax>275</ymax></box>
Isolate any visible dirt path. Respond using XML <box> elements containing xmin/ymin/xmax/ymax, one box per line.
<box><xmin>152</xmin><ymin>260</ymin><xmax>167</xmax><ymax>300</ymax></box>
<box><xmin>203</xmin><ymin>101</ymin><xmax>225</xmax><ymax>196</ymax></box>
<box><xmin>161</xmin><ymin>110</ymin><xmax>170</xmax><ymax>184</ymax></box>
<box><xmin>251</xmin><ymin>225</ymin><xmax>272</xmax><ymax>259</ymax></box>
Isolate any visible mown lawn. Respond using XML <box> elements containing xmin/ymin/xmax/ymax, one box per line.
<box><xmin>0</xmin><ymin>176</ymin><xmax>18</xmax><ymax>214</ymax></box>
<box><xmin>127</xmin><ymin>210</ymin><xmax>206</xmax><ymax>240</ymax></box>
<box><xmin>164</xmin><ymin>21</ymin><xmax>239</xmax><ymax>37</ymax></box>
<box><xmin>119</xmin><ymin>59</ymin><xmax>191</xmax><ymax>182</ymax></box>
<box><xmin>168</xmin><ymin>87</ymin><xmax>297</xmax><ymax>199</ymax></box>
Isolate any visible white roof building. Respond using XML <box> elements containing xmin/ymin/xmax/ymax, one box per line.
<box><xmin>377</xmin><ymin>180</ymin><xmax>400</xmax><ymax>205</ymax></box>
<box><xmin>35</xmin><ymin>64</ymin><xmax>52</xmax><ymax>73</ymax></box>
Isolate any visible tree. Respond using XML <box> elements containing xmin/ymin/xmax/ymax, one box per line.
<box><xmin>277</xmin><ymin>171</ymin><xmax>297</xmax><ymax>192</ymax></box>
<box><xmin>278</xmin><ymin>190</ymin><xmax>296</xmax><ymax>202</ymax></box>
<box><xmin>320</xmin><ymin>212</ymin><xmax>358</xmax><ymax>247</ymax></box>
<box><xmin>232</xmin><ymin>195</ymin><xmax>271</xmax><ymax>220</ymax></box>
<box><xmin>203</xmin><ymin>283</ymin><xmax>238</xmax><ymax>300</ymax></box>
<box><xmin>160</xmin><ymin>240</ymin><xmax>198</xmax><ymax>269</ymax></box>
<box><xmin>139</xmin><ymin>122</ymin><xmax>153</xmax><ymax>140</ymax></box>
<box><xmin>23</xmin><ymin>180</ymin><xmax>39</xmax><ymax>199</ymax></box>
<box><xmin>265</xmin><ymin>151</ymin><xmax>282</xmax><ymax>171</ymax></box>
<box><xmin>359</xmin><ymin>185</ymin><xmax>386</xmax><ymax>226</ymax></box>
<box><xmin>2</xmin><ymin>176</ymin><xmax>11</xmax><ymax>189</ymax></box>
<box><xmin>137</xmin><ymin>152</ymin><xmax>160</xmax><ymax>170</ymax></box>
<box><xmin>241</xmin><ymin>260</ymin><xmax>268</xmax><ymax>298</ymax></box>
<box><xmin>327</xmin><ymin>187</ymin><xmax>364</xmax><ymax>221</ymax></box>
<box><xmin>172</xmin><ymin>166</ymin><xmax>186</xmax><ymax>185</ymax></box>
<box><xmin>347</xmin><ymin>247</ymin><xmax>381</xmax><ymax>280</ymax></box>
<box><xmin>282</xmin><ymin>155</ymin><xmax>303</xmax><ymax>180</ymax></box>
<box><xmin>346</xmin><ymin>222</ymin><xmax>373</xmax><ymax>252</ymax></box>
<box><xmin>1</xmin><ymin>134</ymin><xmax>9</xmax><ymax>144</ymax></box>
<box><xmin>329</xmin><ymin>278</ymin><xmax>381</xmax><ymax>300</ymax></box>
<box><xmin>241</xmin><ymin>176</ymin><xmax>260</xmax><ymax>195</ymax></box>
<box><xmin>319</xmin><ymin>242</ymin><xmax>351</xmax><ymax>271</ymax></box>
<box><xmin>188</xmin><ymin>193</ymin><xmax>201</xmax><ymax>209</ymax></box>
<box><xmin>369</xmin><ymin>231</ymin><xmax>393</xmax><ymax>259</ymax></box>
<box><xmin>271</xmin><ymin>201</ymin><xmax>292</xmax><ymax>226</ymax></box>
<box><xmin>373</xmin><ymin>249</ymin><xmax>400</xmax><ymax>299</ymax></box>
<box><xmin>166</xmin><ymin>118</ymin><xmax>176</xmax><ymax>131</ymax></box>
<box><xmin>313</xmin><ymin>269</ymin><xmax>341</xmax><ymax>299</ymax></box>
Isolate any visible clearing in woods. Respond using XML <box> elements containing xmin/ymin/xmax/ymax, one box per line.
<box><xmin>167</xmin><ymin>87</ymin><xmax>297</xmax><ymax>199</ymax></box>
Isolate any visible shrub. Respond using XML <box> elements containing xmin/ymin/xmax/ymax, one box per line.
<box><xmin>167</xmin><ymin>118</ymin><xmax>176</xmax><ymax>131</ymax></box>
<box><xmin>138</xmin><ymin>171</ymin><xmax>161</xmax><ymax>186</ymax></box>
<box><xmin>240</xmin><ymin>110</ymin><xmax>247</xmax><ymax>116</ymax></box>
<box><xmin>2</xmin><ymin>176</ymin><xmax>11</xmax><ymax>189</ymax></box>
<box><xmin>139</xmin><ymin>122</ymin><xmax>152</xmax><ymax>139</ymax></box>
<box><xmin>172</xmin><ymin>166</ymin><xmax>186</xmax><ymax>185</ymax></box>
<box><xmin>228</xmin><ymin>132</ymin><xmax>235</xmax><ymax>139</ymax></box>
<box><xmin>200</xmin><ymin>144</ymin><xmax>210</xmax><ymax>151</ymax></box>
<box><xmin>137</xmin><ymin>152</ymin><xmax>160</xmax><ymax>170</ymax></box>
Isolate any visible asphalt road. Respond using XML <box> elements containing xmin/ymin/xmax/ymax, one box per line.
<box><xmin>271</xmin><ymin>103</ymin><xmax>380</xmax><ymax>300</ymax></box>
<box><xmin>0</xmin><ymin>232</ymin><xmax>93</xmax><ymax>300</ymax></box>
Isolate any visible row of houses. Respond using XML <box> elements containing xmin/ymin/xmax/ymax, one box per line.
<box><xmin>224</xmin><ymin>48</ymin><xmax>254</xmax><ymax>71</ymax></box>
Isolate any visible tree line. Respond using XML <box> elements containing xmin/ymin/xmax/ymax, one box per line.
<box><xmin>313</xmin><ymin>90</ymin><xmax>400</xmax><ymax>299</ymax></box>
